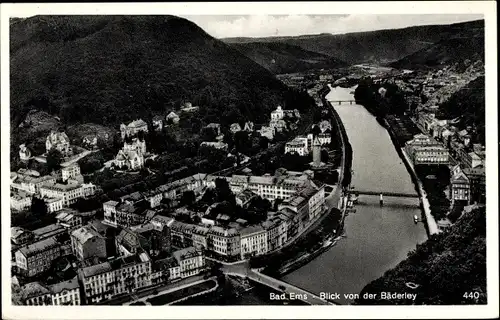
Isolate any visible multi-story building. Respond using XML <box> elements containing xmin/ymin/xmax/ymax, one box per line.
<box><xmin>449</xmin><ymin>164</ymin><xmax>471</xmax><ymax>204</ymax></box>
<box><xmin>71</xmin><ymin>226</ymin><xmax>107</xmax><ymax>261</ymax></box>
<box><xmin>258</xmin><ymin>126</ymin><xmax>275</xmax><ymax>140</ymax></box>
<box><xmin>120</xmin><ymin>119</ymin><xmax>148</xmax><ymax>139</ymax></box>
<box><xmin>11</xmin><ymin>174</ymin><xmax>56</xmax><ymax>195</ymax></box>
<box><xmin>307</xmin><ymin>133</ymin><xmax>331</xmax><ymax>146</ymax></box>
<box><xmin>192</xmin><ymin>226</ymin><xmax>210</xmax><ymax>250</ymax></box>
<box><xmin>269</xmin><ymin>119</ymin><xmax>287</xmax><ymax>132</ymax></box>
<box><xmin>172</xmin><ymin>247</ymin><xmax>205</xmax><ymax>278</ymax></box>
<box><xmin>262</xmin><ymin>217</ymin><xmax>288</xmax><ymax>252</ymax></box>
<box><xmin>217</xmin><ymin>170</ymin><xmax>315</xmax><ymax>202</ymax></box>
<box><xmin>46</xmin><ymin>131</ymin><xmax>72</xmax><ymax>156</ymax></box>
<box><xmin>152</xmin><ymin>115</ymin><xmax>164</xmax><ymax>132</ymax></box>
<box><xmin>40</xmin><ymin>181</ymin><xmax>95</xmax><ymax>207</ymax></box>
<box><xmin>405</xmin><ymin>134</ymin><xmax>450</xmax><ymax>165</ymax></box>
<box><xmin>78</xmin><ymin>252</ymin><xmax>152</xmax><ymax>304</ymax></box>
<box><xmin>230</xmin><ymin>123</ymin><xmax>242</xmax><ymax>134</ymax></box>
<box><xmin>10</xmin><ymin>191</ymin><xmax>32</xmax><ymax>211</ymax></box>
<box><xmin>18</xmin><ymin>282</ymin><xmax>53</xmax><ymax>306</ymax></box>
<box><xmin>62</xmin><ymin>163</ymin><xmax>81</xmax><ymax>182</ymax></box>
<box><xmin>240</xmin><ymin>225</ymin><xmax>268</xmax><ymax>259</ymax></box>
<box><xmin>48</xmin><ymin>277</ymin><xmax>81</xmax><ymax>305</ymax></box>
<box><xmin>19</xmin><ymin>144</ymin><xmax>32</xmax><ymax>161</ymax></box>
<box><xmin>463</xmin><ymin>167</ymin><xmax>486</xmax><ymax>204</ymax></box>
<box><xmin>114</xmin><ymin>138</ymin><xmax>146</xmax><ymax>170</ymax></box>
<box><xmin>318</xmin><ymin>120</ymin><xmax>332</xmax><ymax>133</ymax></box>
<box><xmin>32</xmin><ymin>224</ymin><xmax>66</xmax><ymax>241</ymax></box>
<box><xmin>285</xmin><ymin>137</ymin><xmax>309</xmax><ymax>156</ymax></box>
<box><xmin>166</xmin><ymin>111</ymin><xmax>180</xmax><ymax>124</ymax></box>
<box><xmin>15</xmin><ymin>237</ymin><xmax>63</xmax><ymax>277</ymax></box>
<box><xmin>45</xmin><ymin>197</ymin><xmax>64</xmax><ymax>213</ymax></box>
<box><xmin>200</xmin><ymin>141</ymin><xmax>228</xmax><ymax>150</ymax></box>
<box><xmin>463</xmin><ymin>151</ymin><xmax>483</xmax><ymax>169</ymax></box>
<box><xmin>55</xmin><ymin>209</ymin><xmax>85</xmax><ymax>229</ymax></box>
<box><xmin>102</xmin><ymin>200</ymin><xmax>155</xmax><ymax>229</ymax></box>
<box><xmin>207</xmin><ymin>226</ymin><xmax>240</xmax><ymax>259</ymax></box>
<box><xmin>11</xmin><ymin>227</ymin><xmax>35</xmax><ymax>245</ymax></box>
<box><xmin>271</xmin><ymin>106</ymin><xmax>285</xmax><ymax>120</ymax></box>
<box><xmin>170</xmin><ymin>221</ymin><xmax>197</xmax><ymax>249</ymax></box>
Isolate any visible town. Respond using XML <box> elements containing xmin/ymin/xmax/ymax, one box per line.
<box><xmin>10</xmin><ymin>80</ymin><xmax>347</xmax><ymax>305</ymax></box>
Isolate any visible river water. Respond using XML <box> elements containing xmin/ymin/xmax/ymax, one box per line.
<box><xmin>280</xmin><ymin>85</ymin><xmax>428</xmax><ymax>305</ymax></box>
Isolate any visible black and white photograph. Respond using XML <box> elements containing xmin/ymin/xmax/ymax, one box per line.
<box><xmin>1</xmin><ymin>2</ymin><xmax>498</xmax><ymax>319</ymax></box>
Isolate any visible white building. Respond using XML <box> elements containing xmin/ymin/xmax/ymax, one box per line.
<box><xmin>19</xmin><ymin>144</ymin><xmax>32</xmax><ymax>161</ymax></box>
<box><xmin>48</xmin><ymin>277</ymin><xmax>81</xmax><ymax>305</ymax></box>
<box><xmin>285</xmin><ymin>136</ymin><xmax>310</xmax><ymax>156</ymax></box>
<box><xmin>172</xmin><ymin>247</ymin><xmax>205</xmax><ymax>278</ymax></box>
<box><xmin>200</xmin><ymin>141</ymin><xmax>228</xmax><ymax>151</ymax></box>
<box><xmin>46</xmin><ymin>131</ymin><xmax>72</xmax><ymax>156</ymax></box>
<box><xmin>307</xmin><ymin>133</ymin><xmax>331</xmax><ymax>146</ymax></box>
<box><xmin>263</xmin><ymin>217</ymin><xmax>288</xmax><ymax>252</ymax></box>
<box><xmin>207</xmin><ymin>226</ymin><xmax>240</xmax><ymax>259</ymax></box>
<box><xmin>10</xmin><ymin>173</ymin><xmax>56</xmax><ymax>195</ymax></box>
<box><xmin>120</xmin><ymin>119</ymin><xmax>148</xmax><ymax>139</ymax></box>
<box><xmin>269</xmin><ymin>119</ymin><xmax>287</xmax><ymax>132</ymax></box>
<box><xmin>44</xmin><ymin>197</ymin><xmax>64</xmax><ymax>213</ymax></box>
<box><xmin>258</xmin><ymin>126</ymin><xmax>275</xmax><ymax>140</ymax></box>
<box><xmin>271</xmin><ymin>106</ymin><xmax>285</xmax><ymax>120</ymax></box>
<box><xmin>40</xmin><ymin>181</ymin><xmax>95</xmax><ymax>207</ymax></box>
<box><xmin>62</xmin><ymin>164</ymin><xmax>82</xmax><ymax>182</ymax></box>
<box><xmin>240</xmin><ymin>225</ymin><xmax>268</xmax><ymax>259</ymax></box>
<box><xmin>114</xmin><ymin>138</ymin><xmax>146</xmax><ymax>170</ymax></box>
<box><xmin>20</xmin><ymin>278</ymin><xmax>81</xmax><ymax>306</ymax></box>
<box><xmin>11</xmin><ymin>191</ymin><xmax>32</xmax><ymax>211</ymax></box>
<box><xmin>78</xmin><ymin>253</ymin><xmax>152</xmax><ymax>304</ymax></box>
<box><xmin>166</xmin><ymin>112</ymin><xmax>180</xmax><ymax>124</ymax></box>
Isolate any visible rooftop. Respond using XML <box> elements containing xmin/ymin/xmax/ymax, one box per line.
<box><xmin>71</xmin><ymin>226</ymin><xmax>102</xmax><ymax>244</ymax></box>
<box><xmin>173</xmin><ymin>247</ymin><xmax>200</xmax><ymax>263</ymax></box>
<box><xmin>240</xmin><ymin>225</ymin><xmax>265</xmax><ymax>237</ymax></box>
<box><xmin>48</xmin><ymin>277</ymin><xmax>79</xmax><ymax>294</ymax></box>
<box><xmin>18</xmin><ymin>237</ymin><xmax>60</xmax><ymax>257</ymax></box>
<box><xmin>80</xmin><ymin>261</ymin><xmax>112</xmax><ymax>278</ymax></box>
<box><xmin>20</xmin><ymin>282</ymin><xmax>50</xmax><ymax>300</ymax></box>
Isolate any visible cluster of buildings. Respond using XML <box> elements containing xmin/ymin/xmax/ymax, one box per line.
<box><xmin>10</xmin><ymin>163</ymin><xmax>96</xmax><ymax>213</ymax></box>
<box><xmin>392</xmin><ymin>61</ymin><xmax>486</xmax><ymax>210</ymax></box>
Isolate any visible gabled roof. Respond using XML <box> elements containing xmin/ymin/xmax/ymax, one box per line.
<box><xmin>20</xmin><ymin>282</ymin><xmax>51</xmax><ymax>300</ymax></box>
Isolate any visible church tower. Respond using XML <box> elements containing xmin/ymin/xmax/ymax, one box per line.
<box><xmin>312</xmin><ymin>136</ymin><xmax>321</xmax><ymax>167</ymax></box>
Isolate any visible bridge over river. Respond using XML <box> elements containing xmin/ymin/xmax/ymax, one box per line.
<box><xmin>226</xmin><ymin>269</ymin><xmax>333</xmax><ymax>305</ymax></box>
<box><xmin>329</xmin><ymin>99</ymin><xmax>356</xmax><ymax>105</ymax></box>
<box><xmin>351</xmin><ymin>189</ymin><xmax>419</xmax><ymax>198</ymax></box>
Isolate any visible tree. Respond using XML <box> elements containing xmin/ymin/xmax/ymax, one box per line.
<box><xmin>180</xmin><ymin>190</ymin><xmax>196</xmax><ymax>207</ymax></box>
<box><xmin>31</xmin><ymin>196</ymin><xmax>48</xmax><ymax>216</ymax></box>
<box><xmin>321</xmin><ymin>149</ymin><xmax>329</xmax><ymax>163</ymax></box>
<box><xmin>215</xmin><ymin>178</ymin><xmax>234</xmax><ymax>204</ymax></box>
<box><xmin>311</xmin><ymin>125</ymin><xmax>321</xmax><ymax>136</ymax></box>
<box><xmin>46</xmin><ymin>148</ymin><xmax>63</xmax><ymax>172</ymax></box>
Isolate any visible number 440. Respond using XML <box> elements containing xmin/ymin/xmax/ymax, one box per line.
<box><xmin>463</xmin><ymin>292</ymin><xmax>480</xmax><ymax>299</ymax></box>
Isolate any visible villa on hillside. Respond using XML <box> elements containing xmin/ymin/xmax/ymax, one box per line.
<box><xmin>120</xmin><ymin>119</ymin><xmax>148</xmax><ymax>139</ymax></box>
<box><xmin>46</xmin><ymin>131</ymin><xmax>72</xmax><ymax>156</ymax></box>
<box><xmin>113</xmin><ymin>138</ymin><xmax>146</xmax><ymax>170</ymax></box>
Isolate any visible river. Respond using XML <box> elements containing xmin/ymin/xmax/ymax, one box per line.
<box><xmin>280</xmin><ymin>85</ymin><xmax>428</xmax><ymax>305</ymax></box>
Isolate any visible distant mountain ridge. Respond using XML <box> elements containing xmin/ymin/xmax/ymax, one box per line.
<box><xmin>230</xmin><ymin>41</ymin><xmax>348</xmax><ymax>74</ymax></box>
<box><xmin>223</xmin><ymin>20</ymin><xmax>484</xmax><ymax>65</ymax></box>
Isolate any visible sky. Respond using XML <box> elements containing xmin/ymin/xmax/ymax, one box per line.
<box><xmin>181</xmin><ymin>14</ymin><xmax>483</xmax><ymax>39</ymax></box>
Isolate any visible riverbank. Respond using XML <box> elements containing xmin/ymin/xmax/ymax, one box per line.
<box><xmin>381</xmin><ymin>118</ymin><xmax>439</xmax><ymax>236</ymax></box>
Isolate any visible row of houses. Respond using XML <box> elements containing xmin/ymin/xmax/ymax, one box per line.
<box><xmin>10</xmin><ymin>164</ymin><xmax>96</xmax><ymax>213</ymax></box>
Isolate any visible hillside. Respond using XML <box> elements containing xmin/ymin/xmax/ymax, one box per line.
<box><xmin>355</xmin><ymin>206</ymin><xmax>486</xmax><ymax>305</ymax></box>
<box><xmin>389</xmin><ymin>36</ymin><xmax>484</xmax><ymax>70</ymax></box>
<box><xmin>10</xmin><ymin>16</ymin><xmax>313</xmax><ymax>142</ymax></box>
<box><xmin>229</xmin><ymin>42</ymin><xmax>347</xmax><ymax>74</ymax></box>
<box><xmin>437</xmin><ymin>76</ymin><xmax>485</xmax><ymax>144</ymax></box>
<box><xmin>223</xmin><ymin>20</ymin><xmax>484</xmax><ymax>65</ymax></box>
